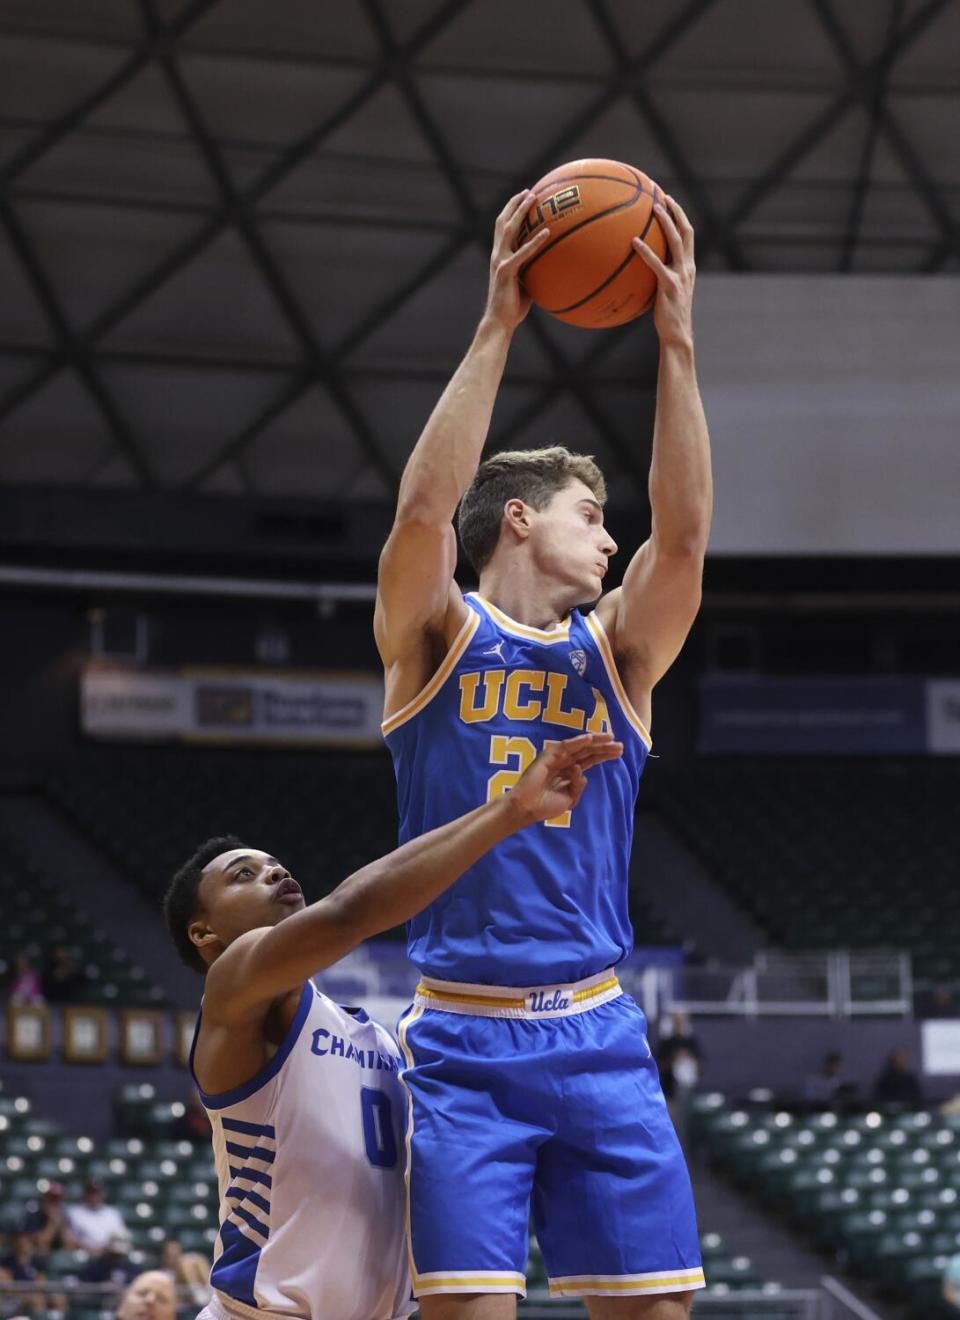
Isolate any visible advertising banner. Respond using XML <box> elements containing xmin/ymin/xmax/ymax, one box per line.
<box><xmin>698</xmin><ymin>676</ymin><xmax>927</xmax><ymax>755</ymax></box>
<box><xmin>81</xmin><ymin>664</ymin><xmax>384</xmax><ymax>747</ymax></box>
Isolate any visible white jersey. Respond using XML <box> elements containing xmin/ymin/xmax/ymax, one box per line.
<box><xmin>190</xmin><ymin>982</ymin><xmax>414</xmax><ymax>1320</ymax></box>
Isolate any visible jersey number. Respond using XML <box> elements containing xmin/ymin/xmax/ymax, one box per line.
<box><xmin>361</xmin><ymin>1088</ymin><xmax>398</xmax><ymax>1169</ymax></box>
<box><xmin>486</xmin><ymin>734</ymin><xmax>571</xmax><ymax>828</ymax></box>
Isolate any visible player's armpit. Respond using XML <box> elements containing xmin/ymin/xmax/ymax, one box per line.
<box><xmin>374</xmin><ymin>518</ymin><xmax>467</xmax><ymax>668</ymax></box>
<box><xmin>598</xmin><ymin>536</ymin><xmax>704</xmax><ymax>690</ymax></box>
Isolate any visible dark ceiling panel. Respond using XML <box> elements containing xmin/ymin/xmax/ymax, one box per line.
<box><xmin>0</xmin><ymin>0</ymin><xmax>955</xmax><ymax>500</ymax></box>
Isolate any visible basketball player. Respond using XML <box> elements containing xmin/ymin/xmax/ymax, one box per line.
<box><xmin>375</xmin><ymin>189</ymin><xmax>711</xmax><ymax>1319</ymax></box>
<box><xmin>162</xmin><ymin>732</ymin><xmax>621</xmax><ymax>1320</ymax></box>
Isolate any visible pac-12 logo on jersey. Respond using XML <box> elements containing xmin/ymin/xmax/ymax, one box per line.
<box><xmin>569</xmin><ymin>649</ymin><xmax>587</xmax><ymax>676</ymax></box>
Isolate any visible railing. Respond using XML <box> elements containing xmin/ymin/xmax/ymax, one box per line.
<box><xmin>627</xmin><ymin>951</ymin><xmax>912</xmax><ymax>1020</ymax></box>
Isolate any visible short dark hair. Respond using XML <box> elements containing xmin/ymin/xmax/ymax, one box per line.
<box><xmin>163</xmin><ymin>835</ymin><xmax>245</xmax><ymax>974</ymax></box>
<box><xmin>457</xmin><ymin>446</ymin><xmax>607</xmax><ymax>575</ymax></box>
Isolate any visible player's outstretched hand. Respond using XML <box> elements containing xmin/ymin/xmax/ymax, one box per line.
<box><xmin>631</xmin><ymin>193</ymin><xmax>695</xmax><ymax>348</ymax></box>
<box><xmin>508</xmin><ymin>732</ymin><xmax>623</xmax><ymax>826</ymax></box>
<box><xmin>483</xmin><ymin>190</ymin><xmax>551</xmax><ymax>333</ymax></box>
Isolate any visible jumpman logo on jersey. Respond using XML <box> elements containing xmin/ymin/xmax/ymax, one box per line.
<box><xmin>482</xmin><ymin>640</ymin><xmax>506</xmax><ymax>661</ymax></box>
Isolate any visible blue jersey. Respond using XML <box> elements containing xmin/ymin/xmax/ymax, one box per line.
<box><xmin>383</xmin><ymin>592</ymin><xmax>651</xmax><ymax>985</ymax></box>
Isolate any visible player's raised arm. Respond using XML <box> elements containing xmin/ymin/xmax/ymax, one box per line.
<box><xmin>374</xmin><ymin>191</ymin><xmax>550</xmax><ymax>673</ymax></box>
<box><xmin>597</xmin><ymin>194</ymin><xmax>713</xmax><ymax>696</ymax></box>
<box><xmin>200</xmin><ymin>733</ymin><xmax>620</xmax><ymax>1022</ymax></box>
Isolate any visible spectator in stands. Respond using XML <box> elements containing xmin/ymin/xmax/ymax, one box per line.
<box><xmin>79</xmin><ymin>1233</ymin><xmax>137</xmax><ymax>1287</ymax></box>
<box><xmin>0</xmin><ymin>1228</ymin><xmax>48</xmax><ymax>1316</ymax></box>
<box><xmin>116</xmin><ymin>1270</ymin><xmax>177</xmax><ymax>1320</ymax></box>
<box><xmin>6</xmin><ymin>953</ymin><xmax>43</xmax><ymax>1005</ymax></box>
<box><xmin>41</xmin><ymin>946</ymin><xmax>85</xmax><ymax>1005</ymax></box>
<box><xmin>65</xmin><ymin>1179</ymin><xmax>128</xmax><ymax>1254</ymax></box>
<box><xmin>802</xmin><ymin>1050</ymin><xmax>859</xmax><ymax>1109</ymax></box>
<box><xmin>944</xmin><ymin>1252</ymin><xmax>960</xmax><ymax>1312</ymax></box>
<box><xmin>872</xmin><ymin>1046</ymin><xmax>924</xmax><ymax>1108</ymax></box>
<box><xmin>22</xmin><ymin>1183</ymin><xmax>77</xmax><ymax>1256</ymax></box>
<box><xmin>158</xmin><ymin>1240</ymin><xmax>207</xmax><ymax>1306</ymax></box>
<box><xmin>656</xmin><ymin>1011</ymin><xmax>703</xmax><ymax>1148</ymax></box>
<box><xmin>171</xmin><ymin>1089</ymin><xmax>211</xmax><ymax>1143</ymax></box>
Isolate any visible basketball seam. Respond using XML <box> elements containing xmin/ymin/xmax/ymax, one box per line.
<box><xmin>519</xmin><ymin>176</ymin><xmax>649</xmax><ymax>280</ymax></box>
<box><xmin>543</xmin><ymin>180</ymin><xmax>662</xmax><ymax>317</ymax></box>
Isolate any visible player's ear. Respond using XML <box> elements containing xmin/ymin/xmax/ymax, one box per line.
<box><xmin>503</xmin><ymin>498</ymin><xmax>532</xmax><ymax>541</ymax></box>
<box><xmin>188</xmin><ymin>917</ymin><xmax>220</xmax><ymax>958</ymax></box>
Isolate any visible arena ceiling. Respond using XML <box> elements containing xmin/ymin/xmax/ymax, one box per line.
<box><xmin>0</xmin><ymin>0</ymin><xmax>957</xmax><ymax>511</ymax></box>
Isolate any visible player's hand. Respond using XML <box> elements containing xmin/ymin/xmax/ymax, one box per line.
<box><xmin>632</xmin><ymin>193</ymin><xmax>696</xmax><ymax>349</ymax></box>
<box><xmin>506</xmin><ymin>732</ymin><xmax>623</xmax><ymax>826</ymax></box>
<box><xmin>482</xmin><ymin>190</ymin><xmax>550</xmax><ymax>333</ymax></box>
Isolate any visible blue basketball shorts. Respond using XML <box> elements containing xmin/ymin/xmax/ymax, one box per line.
<box><xmin>396</xmin><ymin>969</ymin><xmax>704</xmax><ymax>1300</ymax></box>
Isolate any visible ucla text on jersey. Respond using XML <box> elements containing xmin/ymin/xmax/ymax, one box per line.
<box><xmin>384</xmin><ymin>593</ymin><xmax>651</xmax><ymax>986</ymax></box>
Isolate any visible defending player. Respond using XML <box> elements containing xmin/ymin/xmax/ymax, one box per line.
<box><xmin>375</xmin><ymin>190</ymin><xmax>711</xmax><ymax>1317</ymax></box>
<box><xmin>162</xmin><ymin>733</ymin><xmax>620</xmax><ymax>1320</ymax></box>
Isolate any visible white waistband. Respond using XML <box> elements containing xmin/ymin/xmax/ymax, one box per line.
<box><xmin>414</xmin><ymin>968</ymin><xmax>622</xmax><ymax>1019</ymax></box>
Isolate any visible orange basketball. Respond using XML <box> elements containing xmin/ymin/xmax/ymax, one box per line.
<box><xmin>517</xmin><ymin>158</ymin><xmax>667</xmax><ymax>329</ymax></box>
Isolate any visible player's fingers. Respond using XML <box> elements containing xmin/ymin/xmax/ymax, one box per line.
<box><xmin>653</xmin><ymin>200</ymin><xmax>684</xmax><ymax>266</ymax></box>
<box><xmin>632</xmin><ymin>235</ymin><xmax>669</xmax><ymax>280</ymax></box>
<box><xmin>507</xmin><ymin>226</ymin><xmax>550</xmax><ymax>264</ymax></box>
<box><xmin>497</xmin><ymin>189</ymin><xmax>535</xmax><ymax>232</ymax></box>
<box><xmin>663</xmin><ymin>193</ymin><xmax>695</xmax><ymax>251</ymax></box>
<box><xmin>578</xmin><ymin>745</ymin><xmax>625</xmax><ymax>771</ymax></box>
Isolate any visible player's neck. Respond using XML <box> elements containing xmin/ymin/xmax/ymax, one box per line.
<box><xmin>477</xmin><ymin>564</ymin><xmax>571</xmax><ymax>632</ymax></box>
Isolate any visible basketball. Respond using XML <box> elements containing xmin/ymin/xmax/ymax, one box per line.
<box><xmin>516</xmin><ymin>158</ymin><xmax>667</xmax><ymax>329</ymax></box>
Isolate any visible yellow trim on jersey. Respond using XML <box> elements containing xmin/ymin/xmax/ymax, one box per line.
<box><xmin>572</xmin><ymin>975</ymin><xmax>619</xmax><ymax>1002</ymax></box>
<box><xmin>417</xmin><ymin>983</ymin><xmax>527</xmax><ymax>1010</ymax></box>
<box><xmin>471</xmin><ymin>593</ymin><xmax>571</xmax><ymax>643</ymax></box>
<box><xmin>415</xmin><ymin>1272</ymin><xmax>526</xmax><ymax>1293</ymax></box>
<box><xmin>584</xmin><ymin>611</ymin><xmax>653</xmax><ymax>749</ymax></box>
<box><xmin>396</xmin><ymin>1003</ymin><xmax>424</xmax><ymax>1287</ymax></box>
<box><xmin>381</xmin><ymin>609</ymin><xmax>480</xmax><ymax>736</ymax></box>
<box><xmin>549</xmin><ymin>1268</ymin><xmax>706</xmax><ymax>1295</ymax></box>
<box><xmin>416</xmin><ymin>975</ymin><xmax>619</xmax><ymax>1011</ymax></box>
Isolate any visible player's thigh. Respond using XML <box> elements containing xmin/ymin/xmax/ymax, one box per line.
<box><xmin>401</xmin><ymin>1008</ymin><xmax>546</xmax><ymax>1285</ymax></box>
<box><xmin>532</xmin><ymin>998</ymin><xmax>701</xmax><ymax>1292</ymax></box>
<box><xmin>585</xmin><ymin>1291</ymin><xmax>695</xmax><ymax>1320</ymax></box>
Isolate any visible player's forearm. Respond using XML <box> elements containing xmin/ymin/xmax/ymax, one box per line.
<box><xmin>221</xmin><ymin>794</ymin><xmax>529</xmax><ymax>1010</ymax></box>
<box><xmin>325</xmin><ymin>792</ymin><xmax>526</xmax><ymax>945</ymax></box>
<box><xmin>648</xmin><ymin>340</ymin><xmax>713</xmax><ymax>555</ymax></box>
<box><xmin>395</xmin><ymin>316</ymin><xmax>513</xmax><ymax>524</ymax></box>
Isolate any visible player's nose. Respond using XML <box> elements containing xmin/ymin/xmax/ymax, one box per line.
<box><xmin>602</xmin><ymin>532</ymin><xmax>617</xmax><ymax>556</ymax></box>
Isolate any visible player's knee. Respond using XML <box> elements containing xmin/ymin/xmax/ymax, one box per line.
<box><xmin>585</xmin><ymin>1290</ymin><xmax>695</xmax><ymax>1320</ymax></box>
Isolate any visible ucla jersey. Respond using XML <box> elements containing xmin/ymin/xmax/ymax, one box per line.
<box><xmin>190</xmin><ymin>983</ymin><xmax>414</xmax><ymax>1320</ymax></box>
<box><xmin>383</xmin><ymin>592</ymin><xmax>650</xmax><ymax>985</ymax></box>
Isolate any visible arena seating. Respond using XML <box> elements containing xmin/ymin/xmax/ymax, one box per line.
<box><xmin>694</xmin><ymin>1091</ymin><xmax>960</xmax><ymax>1317</ymax></box>
<box><xmin>654</xmin><ymin>760</ymin><xmax>960</xmax><ymax>979</ymax></box>
<box><xmin>0</xmin><ymin>1079</ymin><xmax>767</xmax><ymax>1315</ymax></box>
<box><xmin>0</xmin><ymin>837</ymin><xmax>167</xmax><ymax>1007</ymax></box>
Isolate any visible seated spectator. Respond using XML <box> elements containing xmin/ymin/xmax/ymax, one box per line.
<box><xmin>802</xmin><ymin>1051</ymin><xmax>859</xmax><ymax>1109</ymax></box>
<box><xmin>42</xmin><ymin>947</ymin><xmax>85</xmax><ymax>1005</ymax></box>
<box><xmin>0</xmin><ymin>1228</ymin><xmax>48</xmax><ymax>1316</ymax></box>
<box><xmin>22</xmin><ymin>1183</ymin><xmax>77</xmax><ymax>1256</ymax></box>
<box><xmin>66</xmin><ymin>1179</ymin><xmax>128</xmax><ymax>1254</ymax></box>
<box><xmin>7</xmin><ymin>953</ymin><xmax>43</xmax><ymax>1006</ymax></box>
<box><xmin>172</xmin><ymin>1090</ymin><xmax>211</xmax><ymax>1144</ymax></box>
<box><xmin>159</xmin><ymin>1240</ymin><xmax>207</xmax><ymax>1307</ymax></box>
<box><xmin>116</xmin><ymin>1270</ymin><xmax>176</xmax><ymax>1320</ymax></box>
<box><xmin>944</xmin><ymin>1251</ymin><xmax>960</xmax><ymax>1311</ymax></box>
<box><xmin>656</xmin><ymin>1010</ymin><xmax>703</xmax><ymax>1101</ymax></box>
<box><xmin>78</xmin><ymin>1233</ymin><xmax>137</xmax><ymax>1287</ymax></box>
<box><xmin>873</xmin><ymin>1046</ymin><xmax>924</xmax><ymax>1108</ymax></box>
